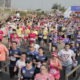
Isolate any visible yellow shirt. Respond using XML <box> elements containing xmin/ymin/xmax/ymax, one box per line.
<box><xmin>25</xmin><ymin>28</ymin><xmax>30</xmax><ymax>36</ymax></box>
<box><xmin>16</xmin><ymin>28</ymin><xmax>22</xmax><ymax>37</ymax></box>
<box><xmin>33</xmin><ymin>30</ymin><xmax>38</xmax><ymax>35</ymax></box>
<box><xmin>43</xmin><ymin>30</ymin><xmax>48</xmax><ymax>39</ymax></box>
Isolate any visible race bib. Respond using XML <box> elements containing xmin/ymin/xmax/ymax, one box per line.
<box><xmin>22</xmin><ymin>70</ymin><xmax>26</xmax><ymax>74</ymax></box>
<box><xmin>10</xmin><ymin>56</ymin><xmax>16</xmax><ymax>61</ymax></box>
<box><xmin>50</xmin><ymin>69</ymin><xmax>57</xmax><ymax>74</ymax></box>
<box><xmin>39</xmin><ymin>35</ymin><xmax>43</xmax><ymax>38</ymax></box>
<box><xmin>50</xmin><ymin>38</ymin><xmax>52</xmax><ymax>40</ymax></box>
<box><xmin>29</xmin><ymin>38</ymin><xmax>35</xmax><ymax>41</ymax></box>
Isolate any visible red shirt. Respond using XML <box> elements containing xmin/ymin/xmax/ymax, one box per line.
<box><xmin>28</xmin><ymin>33</ymin><xmax>36</xmax><ymax>41</ymax></box>
<box><xmin>10</xmin><ymin>33</ymin><xmax>19</xmax><ymax>41</ymax></box>
<box><xmin>27</xmin><ymin>26</ymin><xmax>31</xmax><ymax>29</ymax></box>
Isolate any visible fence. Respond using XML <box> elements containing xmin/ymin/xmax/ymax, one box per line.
<box><xmin>65</xmin><ymin>65</ymin><xmax>80</xmax><ymax>80</ymax></box>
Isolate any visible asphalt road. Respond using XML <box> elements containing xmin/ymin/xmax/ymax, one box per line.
<box><xmin>0</xmin><ymin>72</ymin><xmax>10</xmax><ymax>80</ymax></box>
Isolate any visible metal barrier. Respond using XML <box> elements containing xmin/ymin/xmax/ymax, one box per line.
<box><xmin>66</xmin><ymin>65</ymin><xmax>80</xmax><ymax>80</ymax></box>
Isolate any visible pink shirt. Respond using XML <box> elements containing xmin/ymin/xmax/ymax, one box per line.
<box><xmin>0</xmin><ymin>30</ymin><xmax>3</xmax><ymax>40</ymax></box>
<box><xmin>0</xmin><ymin>43</ymin><xmax>8</xmax><ymax>61</ymax></box>
<box><xmin>49</xmin><ymin>59</ymin><xmax>60</xmax><ymax>79</ymax></box>
<box><xmin>34</xmin><ymin>73</ymin><xmax>55</xmax><ymax>80</ymax></box>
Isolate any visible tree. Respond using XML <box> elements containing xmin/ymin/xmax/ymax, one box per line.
<box><xmin>52</xmin><ymin>3</ymin><xmax>66</xmax><ymax>12</ymax></box>
<box><xmin>36</xmin><ymin>9</ymin><xmax>41</xmax><ymax>12</ymax></box>
<box><xmin>52</xmin><ymin>3</ymin><xmax>59</xmax><ymax>10</ymax></box>
<box><xmin>59</xmin><ymin>6</ymin><xmax>66</xmax><ymax>12</ymax></box>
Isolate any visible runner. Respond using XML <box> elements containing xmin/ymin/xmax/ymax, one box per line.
<box><xmin>0</xmin><ymin>39</ymin><xmax>9</xmax><ymax>72</ymax></box>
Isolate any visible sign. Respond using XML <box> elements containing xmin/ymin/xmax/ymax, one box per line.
<box><xmin>71</xmin><ymin>6</ymin><xmax>80</xmax><ymax>12</ymax></box>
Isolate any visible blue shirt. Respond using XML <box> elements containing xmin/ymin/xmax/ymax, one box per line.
<box><xmin>35</xmin><ymin>54</ymin><xmax>47</xmax><ymax>62</ymax></box>
<box><xmin>71</xmin><ymin>47</ymin><xmax>78</xmax><ymax>53</ymax></box>
<box><xmin>21</xmin><ymin>66</ymin><xmax>35</xmax><ymax>79</ymax></box>
<box><xmin>27</xmin><ymin>50</ymin><xmax>38</xmax><ymax>57</ymax></box>
<box><xmin>76</xmin><ymin>35</ymin><xmax>80</xmax><ymax>43</ymax></box>
<box><xmin>9</xmin><ymin>48</ymin><xmax>21</xmax><ymax>67</ymax></box>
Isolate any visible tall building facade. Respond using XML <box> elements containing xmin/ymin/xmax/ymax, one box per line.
<box><xmin>0</xmin><ymin>0</ymin><xmax>11</xmax><ymax>8</ymax></box>
<box><xmin>0</xmin><ymin>0</ymin><xmax>4</xmax><ymax>7</ymax></box>
<box><xmin>5</xmin><ymin>0</ymin><xmax>11</xmax><ymax>8</ymax></box>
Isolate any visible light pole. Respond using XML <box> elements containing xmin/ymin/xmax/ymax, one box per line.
<box><xmin>3</xmin><ymin>0</ymin><xmax>5</xmax><ymax>10</ymax></box>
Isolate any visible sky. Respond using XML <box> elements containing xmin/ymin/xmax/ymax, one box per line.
<box><xmin>11</xmin><ymin>0</ymin><xmax>80</xmax><ymax>10</ymax></box>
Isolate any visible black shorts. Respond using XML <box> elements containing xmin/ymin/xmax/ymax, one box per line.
<box><xmin>38</xmin><ymin>38</ymin><xmax>43</xmax><ymax>42</ymax></box>
<box><xmin>43</xmin><ymin>39</ymin><xmax>47</xmax><ymax>43</ymax></box>
<box><xmin>48</xmin><ymin>39</ymin><xmax>52</xmax><ymax>43</ymax></box>
<box><xmin>67</xmin><ymin>35</ymin><xmax>71</xmax><ymax>39</ymax></box>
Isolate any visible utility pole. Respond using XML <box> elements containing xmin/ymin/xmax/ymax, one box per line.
<box><xmin>3</xmin><ymin>0</ymin><xmax>5</xmax><ymax>10</ymax></box>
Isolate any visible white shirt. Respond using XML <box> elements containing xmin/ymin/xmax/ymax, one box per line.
<box><xmin>16</xmin><ymin>13</ymin><xmax>20</xmax><ymax>18</ymax></box>
<box><xmin>58</xmin><ymin>49</ymin><xmax>75</xmax><ymax>66</ymax></box>
<box><xmin>16</xmin><ymin>59</ymin><xmax>26</xmax><ymax>68</ymax></box>
<box><xmin>34</xmin><ymin>44</ymin><xmax>40</xmax><ymax>52</ymax></box>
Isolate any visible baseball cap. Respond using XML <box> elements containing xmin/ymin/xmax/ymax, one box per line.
<box><xmin>51</xmin><ymin>52</ymin><xmax>58</xmax><ymax>57</ymax></box>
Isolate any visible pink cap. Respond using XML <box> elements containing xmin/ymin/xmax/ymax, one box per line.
<box><xmin>52</xmin><ymin>52</ymin><xmax>58</xmax><ymax>57</ymax></box>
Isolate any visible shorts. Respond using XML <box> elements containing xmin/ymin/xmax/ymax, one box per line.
<box><xmin>43</xmin><ymin>39</ymin><xmax>47</xmax><ymax>43</ymax></box>
<box><xmin>48</xmin><ymin>39</ymin><xmax>52</xmax><ymax>43</ymax></box>
<box><xmin>38</xmin><ymin>38</ymin><xmax>43</xmax><ymax>42</ymax></box>
<box><xmin>52</xmin><ymin>43</ymin><xmax>58</xmax><ymax>46</ymax></box>
<box><xmin>67</xmin><ymin>35</ymin><xmax>73</xmax><ymax>39</ymax></box>
<box><xmin>0</xmin><ymin>61</ymin><xmax>7</xmax><ymax>70</ymax></box>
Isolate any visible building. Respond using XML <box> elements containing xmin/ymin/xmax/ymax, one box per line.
<box><xmin>0</xmin><ymin>0</ymin><xmax>4</xmax><ymax>7</ymax></box>
<box><xmin>0</xmin><ymin>0</ymin><xmax>11</xmax><ymax>8</ymax></box>
<box><xmin>5</xmin><ymin>0</ymin><xmax>11</xmax><ymax>8</ymax></box>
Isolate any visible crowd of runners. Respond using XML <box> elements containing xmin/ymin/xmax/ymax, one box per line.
<box><xmin>0</xmin><ymin>11</ymin><xmax>80</xmax><ymax>80</ymax></box>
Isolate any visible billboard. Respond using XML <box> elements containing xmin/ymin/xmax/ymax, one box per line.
<box><xmin>71</xmin><ymin>6</ymin><xmax>80</xmax><ymax>12</ymax></box>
